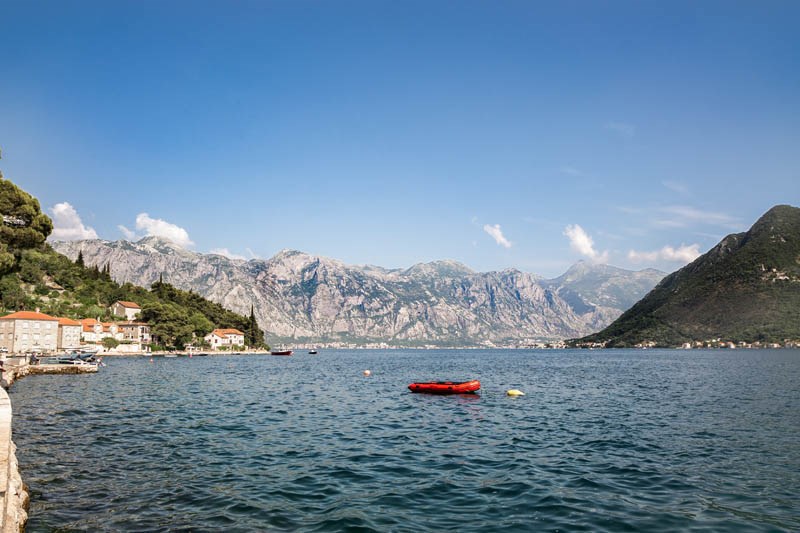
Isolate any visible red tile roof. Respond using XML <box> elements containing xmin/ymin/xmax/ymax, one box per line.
<box><xmin>211</xmin><ymin>328</ymin><xmax>244</xmax><ymax>337</ymax></box>
<box><xmin>57</xmin><ymin>317</ymin><xmax>82</xmax><ymax>326</ymax></box>
<box><xmin>81</xmin><ymin>318</ymin><xmax>100</xmax><ymax>332</ymax></box>
<box><xmin>0</xmin><ymin>311</ymin><xmax>59</xmax><ymax>321</ymax></box>
<box><xmin>115</xmin><ymin>301</ymin><xmax>141</xmax><ymax>309</ymax></box>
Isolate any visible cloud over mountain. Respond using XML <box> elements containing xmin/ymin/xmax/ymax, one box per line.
<box><xmin>48</xmin><ymin>202</ymin><xmax>98</xmax><ymax>241</ymax></box>
<box><xmin>118</xmin><ymin>213</ymin><xmax>194</xmax><ymax>248</ymax></box>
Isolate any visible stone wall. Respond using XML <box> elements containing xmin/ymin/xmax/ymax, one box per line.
<box><xmin>0</xmin><ymin>385</ymin><xmax>28</xmax><ymax>533</ymax></box>
<box><xmin>0</xmin><ymin>362</ymin><xmax>97</xmax><ymax>532</ymax></box>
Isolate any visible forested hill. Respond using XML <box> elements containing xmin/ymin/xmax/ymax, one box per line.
<box><xmin>0</xmin><ymin>169</ymin><xmax>265</xmax><ymax>349</ymax></box>
<box><xmin>577</xmin><ymin>205</ymin><xmax>800</xmax><ymax>347</ymax></box>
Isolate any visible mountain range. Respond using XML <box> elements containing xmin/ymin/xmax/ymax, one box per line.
<box><xmin>51</xmin><ymin>238</ymin><xmax>664</xmax><ymax>347</ymax></box>
<box><xmin>580</xmin><ymin>205</ymin><xmax>800</xmax><ymax>347</ymax></box>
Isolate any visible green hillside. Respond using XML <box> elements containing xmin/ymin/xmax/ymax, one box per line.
<box><xmin>0</xmin><ymin>168</ymin><xmax>266</xmax><ymax>350</ymax></box>
<box><xmin>577</xmin><ymin>205</ymin><xmax>800</xmax><ymax>347</ymax></box>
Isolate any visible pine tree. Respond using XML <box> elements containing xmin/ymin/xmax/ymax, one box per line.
<box><xmin>76</xmin><ymin>250</ymin><xmax>85</xmax><ymax>267</ymax></box>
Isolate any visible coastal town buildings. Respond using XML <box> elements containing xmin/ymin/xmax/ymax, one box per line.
<box><xmin>80</xmin><ymin>319</ymin><xmax>121</xmax><ymax>343</ymax></box>
<box><xmin>204</xmin><ymin>328</ymin><xmax>245</xmax><ymax>350</ymax></box>
<box><xmin>57</xmin><ymin>317</ymin><xmax>82</xmax><ymax>350</ymax></box>
<box><xmin>109</xmin><ymin>301</ymin><xmax>141</xmax><ymax>321</ymax></box>
<box><xmin>0</xmin><ymin>304</ymin><xmax>248</xmax><ymax>355</ymax></box>
<box><xmin>0</xmin><ymin>311</ymin><xmax>60</xmax><ymax>353</ymax></box>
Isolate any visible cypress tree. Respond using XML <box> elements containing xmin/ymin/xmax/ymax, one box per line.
<box><xmin>248</xmin><ymin>304</ymin><xmax>260</xmax><ymax>347</ymax></box>
<box><xmin>76</xmin><ymin>250</ymin><xmax>85</xmax><ymax>267</ymax></box>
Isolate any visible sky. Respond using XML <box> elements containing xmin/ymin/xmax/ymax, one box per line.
<box><xmin>1</xmin><ymin>1</ymin><xmax>798</xmax><ymax>277</ymax></box>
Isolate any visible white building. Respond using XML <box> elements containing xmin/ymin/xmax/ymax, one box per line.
<box><xmin>0</xmin><ymin>311</ymin><xmax>60</xmax><ymax>354</ymax></box>
<box><xmin>81</xmin><ymin>319</ymin><xmax>122</xmax><ymax>343</ymax></box>
<box><xmin>109</xmin><ymin>301</ymin><xmax>141</xmax><ymax>321</ymax></box>
<box><xmin>57</xmin><ymin>317</ymin><xmax>82</xmax><ymax>350</ymax></box>
<box><xmin>204</xmin><ymin>328</ymin><xmax>245</xmax><ymax>350</ymax></box>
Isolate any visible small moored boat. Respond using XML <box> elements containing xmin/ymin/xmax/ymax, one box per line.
<box><xmin>270</xmin><ymin>350</ymin><xmax>293</xmax><ymax>356</ymax></box>
<box><xmin>308</xmin><ymin>349</ymin><xmax>318</xmax><ymax>355</ymax></box>
<box><xmin>408</xmin><ymin>380</ymin><xmax>480</xmax><ymax>394</ymax></box>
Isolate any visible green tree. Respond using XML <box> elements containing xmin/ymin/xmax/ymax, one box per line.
<box><xmin>0</xmin><ymin>276</ymin><xmax>26</xmax><ymax>310</ymax></box>
<box><xmin>76</xmin><ymin>250</ymin><xmax>85</xmax><ymax>267</ymax></box>
<box><xmin>0</xmin><ymin>173</ymin><xmax>53</xmax><ymax>250</ymax></box>
<box><xmin>0</xmin><ymin>243</ymin><xmax>13</xmax><ymax>276</ymax></box>
<box><xmin>247</xmin><ymin>304</ymin><xmax>262</xmax><ymax>347</ymax></box>
<box><xmin>102</xmin><ymin>337</ymin><xmax>120</xmax><ymax>349</ymax></box>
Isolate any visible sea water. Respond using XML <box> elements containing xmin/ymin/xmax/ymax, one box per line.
<box><xmin>10</xmin><ymin>349</ymin><xmax>800</xmax><ymax>532</ymax></box>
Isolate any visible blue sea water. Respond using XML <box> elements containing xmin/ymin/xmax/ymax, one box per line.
<box><xmin>10</xmin><ymin>349</ymin><xmax>800</xmax><ymax>532</ymax></box>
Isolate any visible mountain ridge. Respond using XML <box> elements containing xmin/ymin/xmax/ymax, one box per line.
<box><xmin>577</xmin><ymin>204</ymin><xmax>800</xmax><ymax>347</ymax></box>
<box><xmin>50</xmin><ymin>238</ymin><xmax>665</xmax><ymax>347</ymax></box>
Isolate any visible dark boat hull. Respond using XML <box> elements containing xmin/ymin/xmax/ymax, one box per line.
<box><xmin>270</xmin><ymin>350</ymin><xmax>293</xmax><ymax>356</ymax></box>
<box><xmin>408</xmin><ymin>380</ymin><xmax>481</xmax><ymax>394</ymax></box>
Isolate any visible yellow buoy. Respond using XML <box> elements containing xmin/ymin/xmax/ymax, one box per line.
<box><xmin>506</xmin><ymin>389</ymin><xmax>525</xmax><ymax>396</ymax></box>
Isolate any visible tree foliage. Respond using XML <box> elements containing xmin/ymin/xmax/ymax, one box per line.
<box><xmin>0</xmin><ymin>174</ymin><xmax>53</xmax><ymax>252</ymax></box>
<box><xmin>0</xmin><ymin>169</ymin><xmax>268</xmax><ymax>349</ymax></box>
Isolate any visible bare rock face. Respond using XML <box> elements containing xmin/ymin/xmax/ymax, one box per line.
<box><xmin>51</xmin><ymin>238</ymin><xmax>664</xmax><ymax>346</ymax></box>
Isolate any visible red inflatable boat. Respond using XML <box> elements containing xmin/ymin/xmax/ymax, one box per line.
<box><xmin>408</xmin><ymin>380</ymin><xmax>481</xmax><ymax>394</ymax></box>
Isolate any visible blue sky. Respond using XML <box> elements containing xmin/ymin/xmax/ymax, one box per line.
<box><xmin>1</xmin><ymin>1</ymin><xmax>797</xmax><ymax>277</ymax></box>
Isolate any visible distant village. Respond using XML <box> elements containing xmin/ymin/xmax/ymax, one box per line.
<box><xmin>0</xmin><ymin>300</ymin><xmax>246</xmax><ymax>355</ymax></box>
<box><xmin>574</xmin><ymin>339</ymin><xmax>800</xmax><ymax>350</ymax></box>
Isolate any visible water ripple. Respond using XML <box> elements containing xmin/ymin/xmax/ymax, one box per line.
<box><xmin>10</xmin><ymin>349</ymin><xmax>800</xmax><ymax>532</ymax></box>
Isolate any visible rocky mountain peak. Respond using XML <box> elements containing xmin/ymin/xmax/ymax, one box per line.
<box><xmin>50</xmin><ymin>240</ymin><xmax>665</xmax><ymax>346</ymax></box>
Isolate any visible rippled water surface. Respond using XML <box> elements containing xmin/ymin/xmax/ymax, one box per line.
<box><xmin>10</xmin><ymin>349</ymin><xmax>800</xmax><ymax>532</ymax></box>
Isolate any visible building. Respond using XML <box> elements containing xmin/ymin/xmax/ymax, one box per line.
<box><xmin>80</xmin><ymin>319</ymin><xmax>121</xmax><ymax>344</ymax></box>
<box><xmin>56</xmin><ymin>317</ymin><xmax>82</xmax><ymax>350</ymax></box>
<box><xmin>204</xmin><ymin>328</ymin><xmax>245</xmax><ymax>350</ymax></box>
<box><xmin>109</xmin><ymin>301</ymin><xmax>141</xmax><ymax>321</ymax></box>
<box><xmin>118</xmin><ymin>321</ymin><xmax>151</xmax><ymax>345</ymax></box>
<box><xmin>0</xmin><ymin>311</ymin><xmax>60</xmax><ymax>354</ymax></box>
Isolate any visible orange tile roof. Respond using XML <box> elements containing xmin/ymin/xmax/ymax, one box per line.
<box><xmin>211</xmin><ymin>328</ymin><xmax>244</xmax><ymax>337</ymax></box>
<box><xmin>115</xmin><ymin>301</ymin><xmax>141</xmax><ymax>309</ymax></box>
<box><xmin>56</xmin><ymin>317</ymin><xmax>82</xmax><ymax>326</ymax></box>
<box><xmin>0</xmin><ymin>311</ymin><xmax>59</xmax><ymax>321</ymax></box>
<box><xmin>81</xmin><ymin>318</ymin><xmax>100</xmax><ymax>332</ymax></box>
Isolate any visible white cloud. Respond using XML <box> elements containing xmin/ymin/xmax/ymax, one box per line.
<box><xmin>605</xmin><ymin>121</ymin><xmax>636</xmax><ymax>137</ymax></box>
<box><xmin>483</xmin><ymin>224</ymin><xmax>512</xmax><ymax>248</ymax></box>
<box><xmin>210</xmin><ymin>248</ymin><xmax>247</xmax><ymax>260</ymax></box>
<box><xmin>558</xmin><ymin>166</ymin><xmax>587</xmax><ymax>177</ymax></box>
<box><xmin>118</xmin><ymin>225</ymin><xmax>137</xmax><ymax>240</ymax></box>
<box><xmin>656</xmin><ymin>205</ymin><xmax>741</xmax><ymax>229</ymax></box>
<box><xmin>662</xmin><ymin>180</ymin><xmax>689</xmax><ymax>195</ymax></box>
<box><xmin>49</xmin><ymin>202</ymin><xmax>99</xmax><ymax>240</ymax></box>
<box><xmin>563</xmin><ymin>224</ymin><xmax>608</xmax><ymax>263</ymax></box>
<box><xmin>628</xmin><ymin>244</ymin><xmax>701</xmax><ymax>264</ymax></box>
<box><xmin>134</xmin><ymin>213</ymin><xmax>194</xmax><ymax>248</ymax></box>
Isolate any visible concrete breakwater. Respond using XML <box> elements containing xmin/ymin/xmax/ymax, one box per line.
<box><xmin>0</xmin><ymin>362</ymin><xmax>98</xmax><ymax>532</ymax></box>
